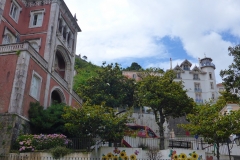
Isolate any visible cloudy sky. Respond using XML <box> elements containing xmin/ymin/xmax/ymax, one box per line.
<box><xmin>65</xmin><ymin>0</ymin><xmax>240</xmax><ymax>83</ymax></box>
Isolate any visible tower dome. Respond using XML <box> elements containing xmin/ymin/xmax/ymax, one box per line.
<box><xmin>199</xmin><ymin>57</ymin><xmax>215</xmax><ymax>69</ymax></box>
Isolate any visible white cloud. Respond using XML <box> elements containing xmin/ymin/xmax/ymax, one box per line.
<box><xmin>66</xmin><ymin>0</ymin><xmax>240</xmax><ymax>83</ymax></box>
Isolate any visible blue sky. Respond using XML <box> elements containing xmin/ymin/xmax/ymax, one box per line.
<box><xmin>65</xmin><ymin>0</ymin><xmax>240</xmax><ymax>83</ymax></box>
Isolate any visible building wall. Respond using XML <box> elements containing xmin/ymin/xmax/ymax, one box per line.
<box><xmin>0</xmin><ymin>0</ymin><xmax>82</xmax><ymax>117</ymax></box>
<box><xmin>21</xmin><ymin>58</ymin><xmax>48</xmax><ymax>117</ymax></box>
<box><xmin>0</xmin><ymin>54</ymin><xmax>18</xmax><ymax>113</ymax></box>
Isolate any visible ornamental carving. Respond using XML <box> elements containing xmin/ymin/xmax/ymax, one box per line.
<box><xmin>20</xmin><ymin>0</ymin><xmax>56</xmax><ymax>7</ymax></box>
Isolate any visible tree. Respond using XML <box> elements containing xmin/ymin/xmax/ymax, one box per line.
<box><xmin>78</xmin><ymin>63</ymin><xmax>135</xmax><ymax>108</ymax></box>
<box><xmin>217</xmin><ymin>90</ymin><xmax>240</xmax><ymax>104</ymax></box>
<box><xmin>124</xmin><ymin>62</ymin><xmax>143</xmax><ymax>71</ymax></box>
<box><xmin>28</xmin><ymin>102</ymin><xmax>70</xmax><ymax>136</ymax></box>
<box><xmin>220</xmin><ymin>44</ymin><xmax>240</xmax><ymax>91</ymax></box>
<box><xmin>63</xmin><ymin>105</ymin><xmax>132</xmax><ymax>143</ymax></box>
<box><xmin>180</xmin><ymin>100</ymin><xmax>240</xmax><ymax>160</ymax></box>
<box><xmin>82</xmin><ymin>55</ymin><xmax>87</xmax><ymax>61</ymax></box>
<box><xmin>136</xmin><ymin>69</ymin><xmax>195</xmax><ymax>149</ymax></box>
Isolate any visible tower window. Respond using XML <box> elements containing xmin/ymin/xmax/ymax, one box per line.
<box><xmin>54</xmin><ymin>51</ymin><xmax>66</xmax><ymax>79</ymax></box>
<box><xmin>210</xmin><ymin>82</ymin><xmax>214</xmax><ymax>89</ymax></box>
<box><xmin>9</xmin><ymin>1</ymin><xmax>21</xmax><ymax>23</ymax></box>
<box><xmin>29</xmin><ymin>10</ymin><xmax>45</xmax><ymax>28</ymax></box>
<box><xmin>209</xmin><ymin>73</ymin><xmax>212</xmax><ymax>79</ymax></box>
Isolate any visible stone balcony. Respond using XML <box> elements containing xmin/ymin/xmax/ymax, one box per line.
<box><xmin>0</xmin><ymin>42</ymin><xmax>48</xmax><ymax>68</ymax></box>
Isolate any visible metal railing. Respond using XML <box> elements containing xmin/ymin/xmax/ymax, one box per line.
<box><xmin>194</xmin><ymin>88</ymin><xmax>202</xmax><ymax>92</ymax></box>
<box><xmin>195</xmin><ymin>99</ymin><xmax>203</xmax><ymax>104</ymax></box>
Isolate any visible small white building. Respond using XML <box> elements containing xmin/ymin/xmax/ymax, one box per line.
<box><xmin>173</xmin><ymin>57</ymin><xmax>218</xmax><ymax>104</ymax></box>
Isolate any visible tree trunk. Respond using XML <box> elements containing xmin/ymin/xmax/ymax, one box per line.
<box><xmin>154</xmin><ymin>109</ymin><xmax>165</xmax><ymax>150</ymax></box>
<box><xmin>216</xmin><ymin>142</ymin><xmax>220</xmax><ymax>160</ymax></box>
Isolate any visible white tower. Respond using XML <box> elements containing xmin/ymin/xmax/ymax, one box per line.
<box><xmin>199</xmin><ymin>57</ymin><xmax>218</xmax><ymax>101</ymax></box>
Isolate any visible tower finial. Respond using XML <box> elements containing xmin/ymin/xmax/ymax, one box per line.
<box><xmin>170</xmin><ymin>58</ymin><xmax>172</xmax><ymax>69</ymax></box>
<box><xmin>204</xmin><ymin>53</ymin><xmax>206</xmax><ymax>58</ymax></box>
<box><xmin>74</xmin><ymin>13</ymin><xmax>78</xmax><ymax>21</ymax></box>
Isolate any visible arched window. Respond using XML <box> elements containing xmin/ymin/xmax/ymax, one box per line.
<box><xmin>63</xmin><ymin>26</ymin><xmax>67</xmax><ymax>40</ymax></box>
<box><xmin>54</xmin><ymin>50</ymin><xmax>66</xmax><ymax>79</ymax></box>
<box><xmin>50</xmin><ymin>87</ymin><xmax>66</xmax><ymax>104</ymax></box>
<box><xmin>3</xmin><ymin>34</ymin><xmax>12</xmax><ymax>44</ymax></box>
<box><xmin>58</xmin><ymin>19</ymin><xmax>62</xmax><ymax>33</ymax></box>
<box><xmin>51</xmin><ymin>90</ymin><xmax>62</xmax><ymax>104</ymax></box>
<box><xmin>67</xmin><ymin>32</ymin><xmax>71</xmax><ymax>46</ymax></box>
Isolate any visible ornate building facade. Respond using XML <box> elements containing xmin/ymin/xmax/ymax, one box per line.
<box><xmin>0</xmin><ymin>0</ymin><xmax>82</xmax><ymax>118</ymax></box>
<box><xmin>172</xmin><ymin>57</ymin><xmax>218</xmax><ymax>104</ymax></box>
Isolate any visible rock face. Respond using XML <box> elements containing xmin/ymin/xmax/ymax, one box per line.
<box><xmin>0</xmin><ymin>114</ymin><xmax>30</xmax><ymax>154</ymax></box>
<box><xmin>167</xmin><ymin>116</ymin><xmax>189</xmax><ymax>136</ymax></box>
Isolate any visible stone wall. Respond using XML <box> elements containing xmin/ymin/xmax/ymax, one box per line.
<box><xmin>0</xmin><ymin>113</ymin><xmax>30</xmax><ymax>154</ymax></box>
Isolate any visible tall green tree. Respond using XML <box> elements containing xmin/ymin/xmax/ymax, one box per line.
<box><xmin>136</xmin><ymin>69</ymin><xmax>195</xmax><ymax>149</ymax></box>
<box><xmin>180</xmin><ymin>100</ymin><xmax>240</xmax><ymax>160</ymax></box>
<box><xmin>78</xmin><ymin>63</ymin><xmax>135</xmax><ymax>108</ymax></box>
<box><xmin>63</xmin><ymin>105</ymin><xmax>132</xmax><ymax>142</ymax></box>
<box><xmin>220</xmin><ymin>44</ymin><xmax>240</xmax><ymax>91</ymax></box>
<box><xmin>124</xmin><ymin>62</ymin><xmax>143</xmax><ymax>71</ymax></box>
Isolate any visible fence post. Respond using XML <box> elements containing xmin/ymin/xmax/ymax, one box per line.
<box><xmin>201</xmin><ymin>138</ymin><xmax>203</xmax><ymax>150</ymax></box>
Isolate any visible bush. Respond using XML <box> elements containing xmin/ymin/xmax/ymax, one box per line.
<box><xmin>17</xmin><ymin>134</ymin><xmax>71</xmax><ymax>152</ymax></box>
<box><xmin>50</xmin><ymin>146</ymin><xmax>71</xmax><ymax>159</ymax></box>
<box><xmin>17</xmin><ymin>135</ymin><xmax>34</xmax><ymax>152</ymax></box>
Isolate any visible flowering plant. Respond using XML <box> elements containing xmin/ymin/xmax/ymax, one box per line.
<box><xmin>17</xmin><ymin>134</ymin><xmax>71</xmax><ymax>152</ymax></box>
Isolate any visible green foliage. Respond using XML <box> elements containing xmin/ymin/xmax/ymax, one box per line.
<box><xmin>180</xmin><ymin>100</ymin><xmax>240</xmax><ymax>160</ymax></box>
<box><xmin>50</xmin><ymin>146</ymin><xmax>71</xmax><ymax>159</ymax></box>
<box><xmin>136</xmin><ymin>69</ymin><xmax>195</xmax><ymax>149</ymax></box>
<box><xmin>78</xmin><ymin>63</ymin><xmax>135</xmax><ymax>108</ymax></box>
<box><xmin>73</xmin><ymin>58</ymin><xmax>100</xmax><ymax>90</ymax></box>
<box><xmin>28</xmin><ymin>102</ymin><xmax>70</xmax><ymax>135</ymax></box>
<box><xmin>63</xmin><ymin>105</ymin><xmax>132</xmax><ymax>142</ymax></box>
<box><xmin>217</xmin><ymin>90</ymin><xmax>240</xmax><ymax>104</ymax></box>
<box><xmin>124</xmin><ymin>62</ymin><xmax>143</xmax><ymax>71</ymax></box>
<box><xmin>220</xmin><ymin>44</ymin><xmax>240</xmax><ymax>91</ymax></box>
<box><xmin>16</xmin><ymin>50</ymin><xmax>21</xmax><ymax>56</ymax></box>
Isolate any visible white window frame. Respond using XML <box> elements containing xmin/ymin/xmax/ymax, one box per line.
<box><xmin>2</xmin><ymin>34</ymin><xmax>13</xmax><ymax>44</ymax></box>
<box><xmin>2</xmin><ymin>28</ymin><xmax>15</xmax><ymax>44</ymax></box>
<box><xmin>29</xmin><ymin>71</ymin><xmax>42</xmax><ymax>101</ymax></box>
<box><xmin>29</xmin><ymin>9</ymin><xmax>45</xmax><ymax>28</ymax></box>
<box><xmin>9</xmin><ymin>0</ymin><xmax>21</xmax><ymax>23</ymax></box>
